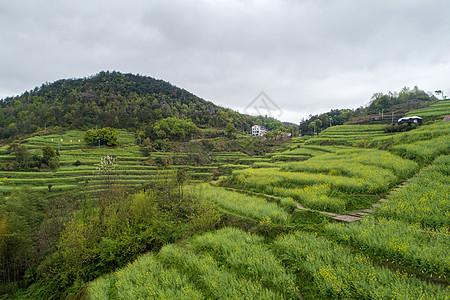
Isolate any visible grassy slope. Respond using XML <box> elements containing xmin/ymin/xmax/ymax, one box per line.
<box><xmin>0</xmin><ymin>130</ymin><xmax>223</xmax><ymax>196</ymax></box>
<box><xmin>84</xmin><ymin>119</ymin><xmax>449</xmax><ymax>299</ymax></box>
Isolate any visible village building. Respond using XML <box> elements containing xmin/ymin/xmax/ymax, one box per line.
<box><xmin>251</xmin><ymin>125</ymin><xmax>267</xmax><ymax>136</ymax></box>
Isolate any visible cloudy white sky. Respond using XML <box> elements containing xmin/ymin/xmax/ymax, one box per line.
<box><xmin>1</xmin><ymin>0</ymin><xmax>449</xmax><ymax>123</ymax></box>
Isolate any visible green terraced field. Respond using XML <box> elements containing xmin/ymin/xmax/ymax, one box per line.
<box><xmin>406</xmin><ymin>99</ymin><xmax>450</xmax><ymax>120</ymax></box>
<box><xmin>0</xmin><ymin>130</ymin><xmax>221</xmax><ymax>195</ymax></box>
<box><xmin>305</xmin><ymin>124</ymin><xmax>388</xmax><ymax>145</ymax></box>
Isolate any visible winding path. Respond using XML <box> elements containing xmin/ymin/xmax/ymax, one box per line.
<box><xmin>225</xmin><ymin>176</ymin><xmax>416</xmax><ymax>223</ymax></box>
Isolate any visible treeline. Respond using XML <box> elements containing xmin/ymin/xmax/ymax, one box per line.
<box><xmin>299</xmin><ymin>108</ymin><xmax>355</xmax><ymax>136</ymax></box>
<box><xmin>0</xmin><ymin>71</ymin><xmax>256</xmax><ymax>140</ymax></box>
<box><xmin>1</xmin><ymin>144</ymin><xmax>59</xmax><ymax>171</ymax></box>
<box><xmin>366</xmin><ymin>86</ymin><xmax>436</xmax><ymax>113</ymax></box>
<box><xmin>299</xmin><ymin>86</ymin><xmax>437</xmax><ymax>135</ymax></box>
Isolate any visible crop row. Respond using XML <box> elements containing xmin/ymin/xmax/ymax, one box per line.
<box><xmin>197</xmin><ymin>185</ymin><xmax>292</xmax><ymax>224</ymax></box>
<box><xmin>371</xmin><ymin>121</ymin><xmax>450</xmax><ymax>148</ymax></box>
<box><xmin>323</xmin><ymin>154</ymin><xmax>450</xmax><ymax>281</ymax></box>
<box><xmin>88</xmin><ymin>227</ymin><xmax>299</xmax><ymax>299</ymax></box>
<box><xmin>282</xmin><ymin>148</ymin><xmax>418</xmax><ymax>181</ymax></box>
<box><xmin>406</xmin><ymin>100</ymin><xmax>450</xmax><ymax>120</ymax></box>
<box><xmin>274</xmin><ymin>231</ymin><xmax>448</xmax><ymax>299</ymax></box>
<box><xmin>375</xmin><ymin>155</ymin><xmax>450</xmax><ymax>228</ymax></box>
<box><xmin>325</xmin><ymin>218</ymin><xmax>450</xmax><ymax>277</ymax></box>
<box><xmin>23</xmin><ymin>129</ymin><xmax>136</xmax><ymax>150</ymax></box>
<box><xmin>389</xmin><ymin>134</ymin><xmax>450</xmax><ymax>164</ymax></box>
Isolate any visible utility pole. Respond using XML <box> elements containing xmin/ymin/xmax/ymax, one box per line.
<box><xmin>381</xmin><ymin>109</ymin><xmax>384</xmax><ymax>120</ymax></box>
<box><xmin>391</xmin><ymin>112</ymin><xmax>394</xmax><ymax>124</ymax></box>
<box><xmin>98</xmin><ymin>139</ymin><xmax>100</xmax><ymax>148</ymax></box>
<box><xmin>329</xmin><ymin>117</ymin><xmax>332</xmax><ymax>128</ymax></box>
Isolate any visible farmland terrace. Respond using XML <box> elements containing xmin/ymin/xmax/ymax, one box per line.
<box><xmin>1</xmin><ymin>119</ymin><xmax>449</xmax><ymax>299</ymax></box>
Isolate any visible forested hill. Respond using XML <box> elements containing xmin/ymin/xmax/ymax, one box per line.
<box><xmin>0</xmin><ymin>71</ymin><xmax>258</xmax><ymax>139</ymax></box>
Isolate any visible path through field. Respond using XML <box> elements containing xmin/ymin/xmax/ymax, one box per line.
<box><xmin>226</xmin><ymin>174</ymin><xmax>418</xmax><ymax>223</ymax></box>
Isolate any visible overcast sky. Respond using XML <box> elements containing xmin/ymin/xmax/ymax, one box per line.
<box><xmin>1</xmin><ymin>0</ymin><xmax>449</xmax><ymax>123</ymax></box>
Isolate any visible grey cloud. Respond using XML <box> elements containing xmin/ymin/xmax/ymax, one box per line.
<box><xmin>1</xmin><ymin>0</ymin><xmax>449</xmax><ymax>123</ymax></box>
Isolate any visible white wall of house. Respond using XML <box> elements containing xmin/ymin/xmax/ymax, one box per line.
<box><xmin>251</xmin><ymin>125</ymin><xmax>267</xmax><ymax>136</ymax></box>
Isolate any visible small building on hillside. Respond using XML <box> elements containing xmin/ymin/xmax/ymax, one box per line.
<box><xmin>397</xmin><ymin>116</ymin><xmax>422</xmax><ymax>125</ymax></box>
<box><xmin>251</xmin><ymin>125</ymin><xmax>267</xmax><ymax>136</ymax></box>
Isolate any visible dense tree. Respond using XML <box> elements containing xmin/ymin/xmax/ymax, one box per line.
<box><xmin>35</xmin><ymin>176</ymin><xmax>219</xmax><ymax>298</ymax></box>
<box><xmin>146</xmin><ymin>117</ymin><xmax>199</xmax><ymax>141</ymax></box>
<box><xmin>42</xmin><ymin>146</ymin><xmax>56</xmax><ymax>164</ymax></box>
<box><xmin>225</xmin><ymin>123</ymin><xmax>237</xmax><ymax>136</ymax></box>
<box><xmin>367</xmin><ymin>86</ymin><xmax>436</xmax><ymax>114</ymax></box>
<box><xmin>0</xmin><ymin>189</ymin><xmax>43</xmax><ymax>284</ymax></box>
<box><xmin>0</xmin><ymin>71</ymin><xmax>257</xmax><ymax>140</ymax></box>
<box><xmin>84</xmin><ymin>127</ymin><xmax>119</xmax><ymax>146</ymax></box>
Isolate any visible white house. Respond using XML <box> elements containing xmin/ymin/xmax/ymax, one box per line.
<box><xmin>251</xmin><ymin>125</ymin><xmax>267</xmax><ymax>136</ymax></box>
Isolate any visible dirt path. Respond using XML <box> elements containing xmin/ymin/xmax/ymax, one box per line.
<box><xmin>224</xmin><ymin>176</ymin><xmax>415</xmax><ymax>223</ymax></box>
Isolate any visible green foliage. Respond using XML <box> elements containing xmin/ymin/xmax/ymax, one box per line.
<box><xmin>88</xmin><ymin>253</ymin><xmax>203</xmax><ymax>299</ymax></box>
<box><xmin>406</xmin><ymin>99</ymin><xmax>450</xmax><ymax>120</ymax></box>
<box><xmin>0</xmin><ymin>71</ymin><xmax>256</xmax><ymax>140</ymax></box>
<box><xmin>226</xmin><ymin>148</ymin><xmax>417</xmax><ymax>213</ymax></box>
<box><xmin>149</xmin><ymin>117</ymin><xmax>199</xmax><ymax>141</ymax></box>
<box><xmin>274</xmin><ymin>231</ymin><xmax>448</xmax><ymax>299</ymax></box>
<box><xmin>47</xmin><ymin>157</ymin><xmax>59</xmax><ymax>170</ymax></box>
<box><xmin>326</xmin><ymin>218</ymin><xmax>450</xmax><ymax>278</ymax></box>
<box><xmin>384</xmin><ymin>122</ymin><xmax>418</xmax><ymax>133</ymax></box>
<box><xmin>88</xmin><ymin>228</ymin><xmax>300</xmax><ymax>299</ymax></box>
<box><xmin>306</xmin><ymin>124</ymin><xmax>386</xmax><ymax>146</ymax></box>
<box><xmin>84</xmin><ymin>128</ymin><xmax>119</xmax><ymax>146</ymax></box>
<box><xmin>5</xmin><ymin>144</ymin><xmax>42</xmax><ymax>171</ymax></box>
<box><xmin>253</xmin><ymin>115</ymin><xmax>286</xmax><ymax>131</ymax></box>
<box><xmin>41</xmin><ymin>145</ymin><xmax>56</xmax><ymax>166</ymax></box>
<box><xmin>389</xmin><ymin>135</ymin><xmax>450</xmax><ymax>164</ymax></box>
<box><xmin>299</xmin><ymin>109</ymin><xmax>355</xmax><ymax>136</ymax></box>
<box><xmin>35</xmin><ymin>175</ymin><xmax>220</xmax><ymax>298</ymax></box>
<box><xmin>375</xmin><ymin>157</ymin><xmax>450</xmax><ymax>229</ymax></box>
<box><xmin>197</xmin><ymin>185</ymin><xmax>291</xmax><ymax>224</ymax></box>
<box><xmin>190</xmin><ymin>227</ymin><xmax>298</xmax><ymax>298</ymax></box>
<box><xmin>225</xmin><ymin>122</ymin><xmax>236</xmax><ymax>136</ymax></box>
<box><xmin>0</xmin><ymin>189</ymin><xmax>43</xmax><ymax>284</ymax></box>
<box><xmin>367</xmin><ymin>86</ymin><xmax>436</xmax><ymax>114</ymax></box>
<box><xmin>159</xmin><ymin>244</ymin><xmax>281</xmax><ymax>299</ymax></box>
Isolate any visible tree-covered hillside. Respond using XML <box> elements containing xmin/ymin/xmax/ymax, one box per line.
<box><xmin>299</xmin><ymin>86</ymin><xmax>438</xmax><ymax>135</ymax></box>
<box><xmin>0</xmin><ymin>71</ymin><xmax>259</xmax><ymax>139</ymax></box>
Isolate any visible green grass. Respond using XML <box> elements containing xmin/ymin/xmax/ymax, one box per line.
<box><xmin>159</xmin><ymin>244</ymin><xmax>283</xmax><ymax>299</ymax></box>
<box><xmin>389</xmin><ymin>134</ymin><xmax>450</xmax><ymax>164</ymax></box>
<box><xmin>274</xmin><ymin>231</ymin><xmax>448</xmax><ymax>299</ymax></box>
<box><xmin>375</xmin><ymin>157</ymin><xmax>450</xmax><ymax>228</ymax></box>
<box><xmin>225</xmin><ymin>148</ymin><xmax>417</xmax><ymax>213</ymax></box>
<box><xmin>0</xmin><ymin>130</ymin><xmax>221</xmax><ymax>194</ymax></box>
<box><xmin>89</xmin><ymin>228</ymin><xmax>299</xmax><ymax>299</ymax></box>
<box><xmin>87</xmin><ymin>253</ymin><xmax>203</xmax><ymax>299</ymax></box>
<box><xmin>5</xmin><ymin>121</ymin><xmax>450</xmax><ymax>299</ymax></box>
<box><xmin>197</xmin><ymin>184</ymin><xmax>291</xmax><ymax>224</ymax></box>
<box><xmin>326</xmin><ymin>217</ymin><xmax>450</xmax><ymax>278</ymax></box>
<box><xmin>23</xmin><ymin>129</ymin><xmax>136</xmax><ymax>150</ymax></box>
<box><xmin>305</xmin><ymin>125</ymin><xmax>388</xmax><ymax>145</ymax></box>
<box><xmin>406</xmin><ymin>100</ymin><xmax>450</xmax><ymax>120</ymax></box>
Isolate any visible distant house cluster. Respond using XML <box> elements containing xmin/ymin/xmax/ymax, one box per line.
<box><xmin>251</xmin><ymin>125</ymin><xmax>267</xmax><ymax>136</ymax></box>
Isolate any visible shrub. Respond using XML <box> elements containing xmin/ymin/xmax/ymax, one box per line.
<box><xmin>84</xmin><ymin>128</ymin><xmax>119</xmax><ymax>146</ymax></box>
